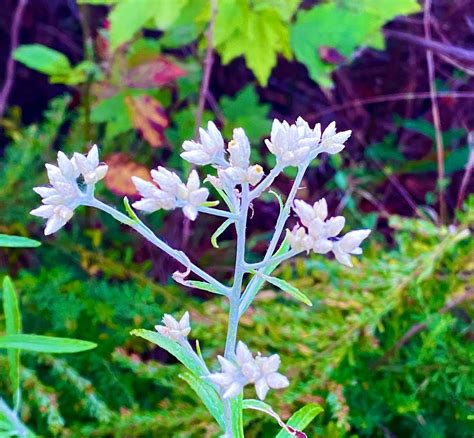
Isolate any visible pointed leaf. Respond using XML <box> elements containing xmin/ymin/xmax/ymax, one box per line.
<box><xmin>256</xmin><ymin>273</ymin><xmax>312</xmax><ymax>307</ymax></box>
<box><xmin>2</xmin><ymin>277</ymin><xmax>21</xmax><ymax>408</ymax></box>
<box><xmin>131</xmin><ymin>329</ymin><xmax>204</xmax><ymax>376</ymax></box>
<box><xmin>179</xmin><ymin>371</ymin><xmax>225</xmax><ymax>429</ymax></box>
<box><xmin>275</xmin><ymin>403</ymin><xmax>323</xmax><ymax>438</ymax></box>
<box><xmin>13</xmin><ymin>44</ymin><xmax>72</xmax><ymax>76</ymax></box>
<box><xmin>211</xmin><ymin>219</ymin><xmax>234</xmax><ymax>248</ymax></box>
<box><xmin>0</xmin><ymin>335</ymin><xmax>96</xmax><ymax>354</ymax></box>
<box><xmin>0</xmin><ymin>234</ymin><xmax>41</xmax><ymax>248</ymax></box>
<box><xmin>184</xmin><ymin>281</ymin><xmax>226</xmax><ymax>296</ymax></box>
<box><xmin>231</xmin><ymin>392</ymin><xmax>245</xmax><ymax>438</ymax></box>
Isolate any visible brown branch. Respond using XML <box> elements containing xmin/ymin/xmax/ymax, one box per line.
<box><xmin>376</xmin><ymin>288</ymin><xmax>474</xmax><ymax>367</ymax></box>
<box><xmin>456</xmin><ymin>131</ymin><xmax>474</xmax><ymax>211</ymax></box>
<box><xmin>195</xmin><ymin>0</ymin><xmax>217</xmax><ymax>137</ymax></box>
<box><xmin>424</xmin><ymin>0</ymin><xmax>447</xmax><ymax>224</ymax></box>
<box><xmin>0</xmin><ymin>0</ymin><xmax>28</xmax><ymax>119</ymax></box>
<box><xmin>312</xmin><ymin>90</ymin><xmax>474</xmax><ymax>119</ymax></box>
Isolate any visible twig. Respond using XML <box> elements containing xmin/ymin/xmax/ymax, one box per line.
<box><xmin>0</xmin><ymin>0</ymin><xmax>28</xmax><ymax>119</ymax></box>
<box><xmin>312</xmin><ymin>91</ymin><xmax>474</xmax><ymax>119</ymax></box>
<box><xmin>456</xmin><ymin>131</ymin><xmax>474</xmax><ymax>211</ymax></box>
<box><xmin>376</xmin><ymin>288</ymin><xmax>474</xmax><ymax>366</ymax></box>
<box><xmin>195</xmin><ymin>0</ymin><xmax>217</xmax><ymax>137</ymax></box>
<box><xmin>424</xmin><ymin>0</ymin><xmax>447</xmax><ymax>224</ymax></box>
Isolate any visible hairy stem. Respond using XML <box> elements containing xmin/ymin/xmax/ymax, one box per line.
<box><xmin>0</xmin><ymin>397</ymin><xmax>28</xmax><ymax>438</ymax></box>
<box><xmin>87</xmin><ymin>198</ymin><xmax>230</xmax><ymax>296</ymax></box>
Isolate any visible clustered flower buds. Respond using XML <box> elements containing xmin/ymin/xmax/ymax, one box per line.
<box><xmin>287</xmin><ymin>198</ymin><xmax>370</xmax><ymax>267</ymax></box>
<box><xmin>155</xmin><ymin>312</ymin><xmax>191</xmax><ymax>341</ymax></box>
<box><xmin>132</xmin><ymin>169</ymin><xmax>209</xmax><ymax>221</ymax></box>
<box><xmin>208</xmin><ymin>341</ymin><xmax>289</xmax><ymax>400</ymax></box>
<box><xmin>31</xmin><ymin>145</ymin><xmax>108</xmax><ymax>235</ymax></box>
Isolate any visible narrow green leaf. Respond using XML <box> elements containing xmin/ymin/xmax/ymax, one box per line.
<box><xmin>131</xmin><ymin>329</ymin><xmax>204</xmax><ymax>376</ymax></box>
<box><xmin>13</xmin><ymin>44</ymin><xmax>72</xmax><ymax>76</ymax></box>
<box><xmin>256</xmin><ymin>272</ymin><xmax>312</xmax><ymax>306</ymax></box>
<box><xmin>185</xmin><ymin>281</ymin><xmax>226</xmax><ymax>296</ymax></box>
<box><xmin>211</xmin><ymin>219</ymin><xmax>234</xmax><ymax>248</ymax></box>
<box><xmin>179</xmin><ymin>372</ymin><xmax>225</xmax><ymax>429</ymax></box>
<box><xmin>231</xmin><ymin>392</ymin><xmax>245</xmax><ymax>438</ymax></box>
<box><xmin>275</xmin><ymin>403</ymin><xmax>323</xmax><ymax>438</ymax></box>
<box><xmin>2</xmin><ymin>277</ymin><xmax>21</xmax><ymax>408</ymax></box>
<box><xmin>0</xmin><ymin>234</ymin><xmax>41</xmax><ymax>248</ymax></box>
<box><xmin>0</xmin><ymin>335</ymin><xmax>97</xmax><ymax>354</ymax></box>
<box><xmin>123</xmin><ymin>197</ymin><xmax>140</xmax><ymax>223</ymax></box>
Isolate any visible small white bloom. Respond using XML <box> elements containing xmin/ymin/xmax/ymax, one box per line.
<box><xmin>253</xmin><ymin>353</ymin><xmax>289</xmax><ymax>400</ymax></box>
<box><xmin>73</xmin><ymin>145</ymin><xmax>108</xmax><ymax>185</ymax></box>
<box><xmin>332</xmin><ymin>229</ymin><xmax>371</xmax><ymax>267</ymax></box>
<box><xmin>31</xmin><ymin>151</ymin><xmax>82</xmax><ymax>235</ymax></box>
<box><xmin>319</xmin><ymin>122</ymin><xmax>351</xmax><ymax>155</ymax></box>
<box><xmin>132</xmin><ymin>175</ymin><xmax>177</xmax><ymax>213</ymax></box>
<box><xmin>209</xmin><ymin>341</ymin><xmax>258</xmax><ymax>399</ymax></box>
<box><xmin>181</xmin><ymin>121</ymin><xmax>226</xmax><ymax>166</ymax></box>
<box><xmin>265</xmin><ymin>118</ymin><xmax>321</xmax><ymax>167</ymax></box>
<box><xmin>155</xmin><ymin>311</ymin><xmax>191</xmax><ymax>341</ymax></box>
<box><xmin>286</xmin><ymin>225</ymin><xmax>314</xmax><ymax>253</ymax></box>
<box><xmin>221</xmin><ymin>128</ymin><xmax>264</xmax><ymax>186</ymax></box>
<box><xmin>177</xmin><ymin>170</ymin><xmax>209</xmax><ymax>221</ymax></box>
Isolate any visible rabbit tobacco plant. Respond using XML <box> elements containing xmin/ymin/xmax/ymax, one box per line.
<box><xmin>31</xmin><ymin>118</ymin><xmax>370</xmax><ymax>436</ymax></box>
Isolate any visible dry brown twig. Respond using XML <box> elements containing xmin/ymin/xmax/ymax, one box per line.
<box><xmin>0</xmin><ymin>0</ymin><xmax>29</xmax><ymax>119</ymax></box>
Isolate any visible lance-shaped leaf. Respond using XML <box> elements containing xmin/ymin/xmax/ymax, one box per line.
<box><xmin>0</xmin><ymin>234</ymin><xmax>41</xmax><ymax>248</ymax></box>
<box><xmin>2</xmin><ymin>277</ymin><xmax>21</xmax><ymax>408</ymax></box>
<box><xmin>231</xmin><ymin>392</ymin><xmax>245</xmax><ymax>438</ymax></box>
<box><xmin>13</xmin><ymin>44</ymin><xmax>72</xmax><ymax>76</ymax></box>
<box><xmin>211</xmin><ymin>219</ymin><xmax>234</xmax><ymax>249</ymax></box>
<box><xmin>125</xmin><ymin>95</ymin><xmax>168</xmax><ymax>147</ymax></box>
<box><xmin>275</xmin><ymin>403</ymin><xmax>323</xmax><ymax>438</ymax></box>
<box><xmin>179</xmin><ymin>372</ymin><xmax>225</xmax><ymax>430</ymax></box>
<box><xmin>0</xmin><ymin>335</ymin><xmax>97</xmax><ymax>354</ymax></box>
<box><xmin>252</xmin><ymin>272</ymin><xmax>312</xmax><ymax>307</ymax></box>
<box><xmin>183</xmin><ymin>281</ymin><xmax>227</xmax><ymax>296</ymax></box>
<box><xmin>126</xmin><ymin>56</ymin><xmax>187</xmax><ymax>88</ymax></box>
<box><xmin>131</xmin><ymin>329</ymin><xmax>204</xmax><ymax>376</ymax></box>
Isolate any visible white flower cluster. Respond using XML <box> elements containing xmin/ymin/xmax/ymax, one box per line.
<box><xmin>287</xmin><ymin>198</ymin><xmax>371</xmax><ymax>267</ymax></box>
<box><xmin>155</xmin><ymin>311</ymin><xmax>191</xmax><ymax>341</ymax></box>
<box><xmin>208</xmin><ymin>341</ymin><xmax>289</xmax><ymax>400</ymax></box>
<box><xmin>132</xmin><ymin>169</ymin><xmax>209</xmax><ymax>221</ymax></box>
<box><xmin>31</xmin><ymin>145</ymin><xmax>108</xmax><ymax>235</ymax></box>
<box><xmin>265</xmin><ymin>118</ymin><xmax>351</xmax><ymax>167</ymax></box>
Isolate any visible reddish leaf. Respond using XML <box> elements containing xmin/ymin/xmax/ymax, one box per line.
<box><xmin>125</xmin><ymin>56</ymin><xmax>186</xmax><ymax>88</ymax></box>
<box><xmin>104</xmin><ymin>153</ymin><xmax>151</xmax><ymax>196</ymax></box>
<box><xmin>318</xmin><ymin>46</ymin><xmax>347</xmax><ymax>65</ymax></box>
<box><xmin>125</xmin><ymin>95</ymin><xmax>168</xmax><ymax>147</ymax></box>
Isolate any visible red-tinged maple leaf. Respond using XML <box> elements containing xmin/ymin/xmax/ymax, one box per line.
<box><xmin>104</xmin><ymin>153</ymin><xmax>151</xmax><ymax>196</ymax></box>
<box><xmin>125</xmin><ymin>56</ymin><xmax>186</xmax><ymax>89</ymax></box>
<box><xmin>125</xmin><ymin>95</ymin><xmax>168</xmax><ymax>147</ymax></box>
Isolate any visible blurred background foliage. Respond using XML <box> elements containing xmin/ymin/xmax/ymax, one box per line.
<box><xmin>0</xmin><ymin>0</ymin><xmax>473</xmax><ymax>436</ymax></box>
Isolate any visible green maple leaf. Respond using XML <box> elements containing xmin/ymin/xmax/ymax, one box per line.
<box><xmin>290</xmin><ymin>0</ymin><xmax>421</xmax><ymax>88</ymax></box>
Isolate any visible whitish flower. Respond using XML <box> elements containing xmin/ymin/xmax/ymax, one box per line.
<box><xmin>293</xmin><ymin>198</ymin><xmax>345</xmax><ymax>253</ymax></box>
<box><xmin>253</xmin><ymin>353</ymin><xmax>289</xmax><ymax>400</ymax></box>
<box><xmin>132</xmin><ymin>167</ymin><xmax>180</xmax><ymax>213</ymax></box>
<box><xmin>286</xmin><ymin>225</ymin><xmax>314</xmax><ymax>253</ymax></box>
<box><xmin>209</xmin><ymin>341</ymin><xmax>259</xmax><ymax>399</ymax></box>
<box><xmin>222</xmin><ymin>128</ymin><xmax>264</xmax><ymax>186</ymax></box>
<box><xmin>72</xmin><ymin>145</ymin><xmax>108</xmax><ymax>185</ymax></box>
<box><xmin>132</xmin><ymin>168</ymin><xmax>208</xmax><ymax>220</ymax></box>
<box><xmin>155</xmin><ymin>311</ymin><xmax>191</xmax><ymax>341</ymax></box>
<box><xmin>31</xmin><ymin>151</ymin><xmax>82</xmax><ymax>235</ymax></box>
<box><xmin>264</xmin><ymin>117</ymin><xmax>321</xmax><ymax>167</ymax></box>
<box><xmin>319</xmin><ymin>122</ymin><xmax>351</xmax><ymax>155</ymax></box>
<box><xmin>331</xmin><ymin>229</ymin><xmax>371</xmax><ymax>267</ymax></box>
<box><xmin>181</xmin><ymin>121</ymin><xmax>226</xmax><ymax>166</ymax></box>
<box><xmin>177</xmin><ymin>170</ymin><xmax>209</xmax><ymax>220</ymax></box>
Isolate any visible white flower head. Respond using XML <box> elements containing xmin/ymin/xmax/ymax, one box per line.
<box><xmin>286</xmin><ymin>225</ymin><xmax>313</xmax><ymax>254</ymax></box>
<box><xmin>332</xmin><ymin>229</ymin><xmax>371</xmax><ymax>267</ymax></box>
<box><xmin>221</xmin><ymin>128</ymin><xmax>264</xmax><ymax>187</ymax></box>
<box><xmin>155</xmin><ymin>311</ymin><xmax>191</xmax><ymax>341</ymax></box>
<box><xmin>31</xmin><ymin>151</ymin><xmax>82</xmax><ymax>235</ymax></box>
<box><xmin>181</xmin><ymin>121</ymin><xmax>226</xmax><ymax>166</ymax></box>
<box><xmin>132</xmin><ymin>168</ymin><xmax>209</xmax><ymax>221</ymax></box>
<box><xmin>319</xmin><ymin>122</ymin><xmax>351</xmax><ymax>155</ymax></box>
<box><xmin>265</xmin><ymin>117</ymin><xmax>321</xmax><ymax>167</ymax></box>
<box><xmin>177</xmin><ymin>170</ymin><xmax>209</xmax><ymax>220</ymax></box>
<box><xmin>254</xmin><ymin>353</ymin><xmax>289</xmax><ymax>400</ymax></box>
<box><xmin>72</xmin><ymin>144</ymin><xmax>108</xmax><ymax>185</ymax></box>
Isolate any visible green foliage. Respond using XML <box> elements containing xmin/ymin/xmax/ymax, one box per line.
<box><xmin>0</xmin><ymin>235</ymin><xmax>40</xmax><ymax>248</ymax></box>
<box><xmin>291</xmin><ymin>0</ymin><xmax>421</xmax><ymax>87</ymax></box>
<box><xmin>0</xmin><ymin>335</ymin><xmax>96</xmax><ymax>353</ymax></box>
<box><xmin>215</xmin><ymin>0</ymin><xmax>297</xmax><ymax>85</ymax></box>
